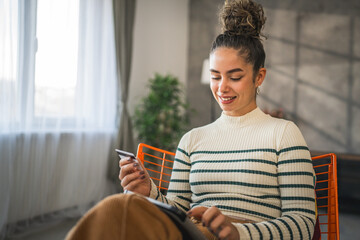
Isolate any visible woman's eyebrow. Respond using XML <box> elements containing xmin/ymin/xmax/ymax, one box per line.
<box><xmin>210</xmin><ymin>69</ymin><xmax>220</xmax><ymax>73</ymax></box>
<box><xmin>227</xmin><ymin>68</ymin><xmax>243</xmax><ymax>74</ymax></box>
<box><xmin>209</xmin><ymin>68</ymin><xmax>244</xmax><ymax>74</ymax></box>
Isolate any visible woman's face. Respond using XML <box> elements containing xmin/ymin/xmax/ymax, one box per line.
<box><xmin>209</xmin><ymin>47</ymin><xmax>266</xmax><ymax>117</ymax></box>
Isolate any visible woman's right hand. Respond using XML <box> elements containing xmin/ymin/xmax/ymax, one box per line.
<box><xmin>119</xmin><ymin>157</ymin><xmax>151</xmax><ymax>197</ymax></box>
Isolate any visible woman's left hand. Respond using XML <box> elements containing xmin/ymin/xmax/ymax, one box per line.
<box><xmin>188</xmin><ymin>206</ymin><xmax>240</xmax><ymax>240</ymax></box>
<box><xmin>202</xmin><ymin>206</ymin><xmax>240</xmax><ymax>240</ymax></box>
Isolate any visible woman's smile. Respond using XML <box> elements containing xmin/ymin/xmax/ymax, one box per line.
<box><xmin>218</xmin><ymin>95</ymin><xmax>237</xmax><ymax>104</ymax></box>
<box><xmin>209</xmin><ymin>47</ymin><xmax>266</xmax><ymax>116</ymax></box>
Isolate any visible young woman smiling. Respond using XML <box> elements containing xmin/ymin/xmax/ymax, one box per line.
<box><xmin>209</xmin><ymin>47</ymin><xmax>266</xmax><ymax>117</ymax></box>
<box><xmin>66</xmin><ymin>1</ymin><xmax>316</xmax><ymax>240</ymax></box>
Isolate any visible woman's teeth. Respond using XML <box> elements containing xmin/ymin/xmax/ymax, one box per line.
<box><xmin>220</xmin><ymin>96</ymin><xmax>236</xmax><ymax>101</ymax></box>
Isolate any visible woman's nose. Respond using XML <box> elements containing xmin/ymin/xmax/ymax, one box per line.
<box><xmin>218</xmin><ymin>78</ymin><xmax>229</xmax><ymax>93</ymax></box>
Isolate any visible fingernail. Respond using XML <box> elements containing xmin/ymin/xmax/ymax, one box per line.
<box><xmin>139</xmin><ymin>171</ymin><xmax>145</xmax><ymax>175</ymax></box>
<box><xmin>127</xmin><ymin>158</ymin><xmax>133</xmax><ymax>162</ymax></box>
<box><xmin>133</xmin><ymin>163</ymin><xmax>139</xmax><ymax>167</ymax></box>
<box><xmin>140</xmin><ymin>175</ymin><xmax>145</xmax><ymax>179</ymax></box>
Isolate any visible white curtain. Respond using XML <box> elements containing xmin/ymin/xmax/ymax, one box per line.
<box><xmin>0</xmin><ymin>0</ymin><xmax>118</xmax><ymax>238</ymax></box>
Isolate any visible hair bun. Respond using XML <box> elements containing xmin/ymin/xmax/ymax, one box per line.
<box><xmin>220</xmin><ymin>0</ymin><xmax>266</xmax><ymax>39</ymax></box>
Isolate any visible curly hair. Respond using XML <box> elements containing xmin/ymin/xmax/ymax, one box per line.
<box><xmin>211</xmin><ymin>0</ymin><xmax>267</xmax><ymax>73</ymax></box>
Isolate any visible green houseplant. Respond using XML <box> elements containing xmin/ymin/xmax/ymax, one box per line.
<box><xmin>133</xmin><ymin>73</ymin><xmax>191</xmax><ymax>152</ymax></box>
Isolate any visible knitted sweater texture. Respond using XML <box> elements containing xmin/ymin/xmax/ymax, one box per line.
<box><xmin>149</xmin><ymin>108</ymin><xmax>316</xmax><ymax>239</ymax></box>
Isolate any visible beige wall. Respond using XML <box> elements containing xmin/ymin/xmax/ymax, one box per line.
<box><xmin>128</xmin><ymin>0</ymin><xmax>189</xmax><ymax>116</ymax></box>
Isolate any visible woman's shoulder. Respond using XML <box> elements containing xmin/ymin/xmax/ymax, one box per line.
<box><xmin>258</xmin><ymin>111</ymin><xmax>305</xmax><ymax>142</ymax></box>
<box><xmin>179</xmin><ymin>123</ymin><xmax>213</xmax><ymax>144</ymax></box>
<box><xmin>258</xmin><ymin>110</ymin><xmax>291</xmax><ymax>127</ymax></box>
<box><xmin>262</xmin><ymin>114</ymin><xmax>308</xmax><ymax>148</ymax></box>
<box><xmin>177</xmin><ymin>121</ymin><xmax>219</xmax><ymax>150</ymax></box>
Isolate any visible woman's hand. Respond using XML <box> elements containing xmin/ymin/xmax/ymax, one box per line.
<box><xmin>188</xmin><ymin>206</ymin><xmax>240</xmax><ymax>240</ymax></box>
<box><xmin>118</xmin><ymin>156</ymin><xmax>151</xmax><ymax>197</ymax></box>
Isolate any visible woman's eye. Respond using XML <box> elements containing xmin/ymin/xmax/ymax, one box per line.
<box><xmin>211</xmin><ymin>76</ymin><xmax>221</xmax><ymax>80</ymax></box>
<box><xmin>231</xmin><ymin>77</ymin><xmax>242</xmax><ymax>81</ymax></box>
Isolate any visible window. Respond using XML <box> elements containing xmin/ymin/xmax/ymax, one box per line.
<box><xmin>0</xmin><ymin>0</ymin><xmax>117</xmax><ymax>132</ymax></box>
<box><xmin>34</xmin><ymin>0</ymin><xmax>80</xmax><ymax>118</ymax></box>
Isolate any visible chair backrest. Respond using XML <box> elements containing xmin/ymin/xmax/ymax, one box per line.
<box><xmin>312</xmin><ymin>153</ymin><xmax>339</xmax><ymax>240</ymax></box>
<box><xmin>136</xmin><ymin>143</ymin><xmax>175</xmax><ymax>194</ymax></box>
<box><xmin>137</xmin><ymin>143</ymin><xmax>339</xmax><ymax>239</ymax></box>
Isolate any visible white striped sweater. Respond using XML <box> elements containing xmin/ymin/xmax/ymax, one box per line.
<box><xmin>149</xmin><ymin>107</ymin><xmax>316</xmax><ymax>239</ymax></box>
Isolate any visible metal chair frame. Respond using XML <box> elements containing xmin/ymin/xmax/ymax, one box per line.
<box><xmin>312</xmin><ymin>153</ymin><xmax>339</xmax><ymax>240</ymax></box>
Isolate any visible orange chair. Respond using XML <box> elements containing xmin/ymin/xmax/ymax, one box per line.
<box><xmin>136</xmin><ymin>143</ymin><xmax>175</xmax><ymax>194</ymax></box>
<box><xmin>312</xmin><ymin>153</ymin><xmax>339</xmax><ymax>240</ymax></box>
<box><xmin>137</xmin><ymin>143</ymin><xmax>339</xmax><ymax>239</ymax></box>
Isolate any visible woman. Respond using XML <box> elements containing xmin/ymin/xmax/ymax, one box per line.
<box><xmin>67</xmin><ymin>0</ymin><xmax>316</xmax><ymax>239</ymax></box>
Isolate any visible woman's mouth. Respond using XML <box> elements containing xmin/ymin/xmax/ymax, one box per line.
<box><xmin>219</xmin><ymin>96</ymin><xmax>236</xmax><ymax>104</ymax></box>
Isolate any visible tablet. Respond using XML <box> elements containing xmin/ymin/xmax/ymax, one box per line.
<box><xmin>124</xmin><ymin>191</ymin><xmax>206</xmax><ymax>240</ymax></box>
<box><xmin>145</xmin><ymin>197</ymin><xmax>207</xmax><ymax>240</ymax></box>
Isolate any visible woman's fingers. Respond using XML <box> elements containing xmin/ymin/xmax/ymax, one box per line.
<box><xmin>120</xmin><ymin>170</ymin><xmax>145</xmax><ymax>188</ymax></box>
<box><xmin>187</xmin><ymin>206</ymin><xmax>208</xmax><ymax>221</ymax></box>
<box><xmin>121</xmin><ymin>171</ymin><xmax>147</xmax><ymax>190</ymax></box>
<box><xmin>119</xmin><ymin>157</ymin><xmax>144</xmax><ymax>180</ymax></box>
<box><xmin>218</xmin><ymin>225</ymin><xmax>232</xmax><ymax>239</ymax></box>
<box><xmin>117</xmin><ymin>156</ymin><xmax>151</xmax><ymax>196</ymax></box>
<box><xmin>209</xmin><ymin>213</ymin><xmax>226</xmax><ymax>232</ymax></box>
<box><xmin>202</xmin><ymin>206</ymin><xmax>240</xmax><ymax>240</ymax></box>
<box><xmin>119</xmin><ymin>156</ymin><xmax>136</xmax><ymax>167</ymax></box>
<box><xmin>202</xmin><ymin>206</ymin><xmax>221</xmax><ymax>227</ymax></box>
<box><xmin>119</xmin><ymin>161</ymin><xmax>142</xmax><ymax>180</ymax></box>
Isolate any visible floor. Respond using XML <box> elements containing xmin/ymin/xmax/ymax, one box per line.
<box><xmin>4</xmin><ymin>211</ymin><xmax>360</xmax><ymax>240</ymax></box>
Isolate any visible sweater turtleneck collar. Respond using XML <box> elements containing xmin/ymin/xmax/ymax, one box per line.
<box><xmin>217</xmin><ymin>107</ymin><xmax>266</xmax><ymax>126</ymax></box>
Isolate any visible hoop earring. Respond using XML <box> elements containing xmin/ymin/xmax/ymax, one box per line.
<box><xmin>256</xmin><ymin>87</ymin><xmax>260</xmax><ymax>95</ymax></box>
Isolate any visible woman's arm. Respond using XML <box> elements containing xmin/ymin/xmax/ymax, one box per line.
<box><xmin>233</xmin><ymin>122</ymin><xmax>316</xmax><ymax>239</ymax></box>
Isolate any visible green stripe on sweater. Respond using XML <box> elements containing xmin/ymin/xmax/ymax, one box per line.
<box><xmin>177</xmin><ymin>148</ymin><xmax>189</xmax><ymax>157</ymax></box>
<box><xmin>196</xmin><ymin>196</ymin><xmax>281</xmax><ymax>210</ymax></box>
<box><xmin>263</xmin><ymin>223</ymin><xmax>273</xmax><ymax>239</ymax></box>
<box><xmin>283</xmin><ymin>208</ymin><xmax>315</xmax><ymax>215</ymax></box>
<box><xmin>267</xmin><ymin>221</ymin><xmax>283</xmax><ymax>240</ymax></box>
<box><xmin>281</xmin><ymin>196</ymin><xmax>315</xmax><ymax>202</ymax></box>
<box><xmin>279</xmin><ymin>184</ymin><xmax>314</xmax><ymax>189</ymax></box>
<box><xmin>190</xmin><ymin>181</ymin><xmax>279</xmax><ymax>188</ymax></box>
<box><xmin>299</xmin><ymin>216</ymin><xmax>311</xmax><ymax>240</ymax></box>
<box><xmin>278</xmin><ymin>158</ymin><xmax>312</xmax><ymax>165</ymax></box>
<box><xmin>190</xmin><ymin>169</ymin><xmax>277</xmax><ymax>177</ymax></box>
<box><xmin>188</xmin><ymin>146</ymin><xmax>308</xmax><ymax>157</ymax></box>
<box><xmin>278</xmin><ymin>146</ymin><xmax>309</xmax><ymax>154</ymax></box>
<box><xmin>172</xmin><ymin>168</ymin><xmax>190</xmax><ymax>172</ymax></box>
<box><xmin>190</xmin><ymin>148</ymin><xmax>277</xmax><ymax>156</ymax></box>
<box><xmin>171</xmin><ymin>179</ymin><xmax>189</xmax><ymax>183</ymax></box>
<box><xmin>192</xmin><ymin>159</ymin><xmax>277</xmax><ymax>166</ymax></box>
<box><xmin>251</xmin><ymin>223</ymin><xmax>263</xmax><ymax>240</ymax></box>
<box><xmin>278</xmin><ymin>218</ymin><xmax>293</xmax><ymax>240</ymax></box>
<box><xmin>278</xmin><ymin>171</ymin><xmax>314</xmax><ymax>176</ymax></box>
<box><xmin>177</xmin><ymin>195</ymin><xmax>192</xmax><ymax>203</ymax></box>
<box><xmin>175</xmin><ymin>202</ymin><xmax>189</xmax><ymax>211</ymax></box>
<box><xmin>217</xmin><ymin>205</ymin><xmax>275</xmax><ymax>219</ymax></box>
<box><xmin>174</xmin><ymin>158</ymin><xmax>191</xmax><ymax>166</ymax></box>
<box><xmin>167</xmin><ymin>189</ymin><xmax>191</xmax><ymax>194</ymax></box>
<box><xmin>193</xmin><ymin>192</ymin><xmax>280</xmax><ymax>199</ymax></box>
<box><xmin>243</xmin><ymin>224</ymin><xmax>253</xmax><ymax>239</ymax></box>
<box><xmin>284</xmin><ymin>215</ymin><xmax>303</xmax><ymax>240</ymax></box>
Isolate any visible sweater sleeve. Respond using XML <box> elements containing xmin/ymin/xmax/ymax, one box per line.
<box><xmin>234</xmin><ymin>122</ymin><xmax>316</xmax><ymax>240</ymax></box>
<box><xmin>148</xmin><ymin>132</ymin><xmax>192</xmax><ymax>213</ymax></box>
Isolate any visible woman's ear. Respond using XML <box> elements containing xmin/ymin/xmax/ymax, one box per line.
<box><xmin>255</xmin><ymin>68</ymin><xmax>266</xmax><ymax>87</ymax></box>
